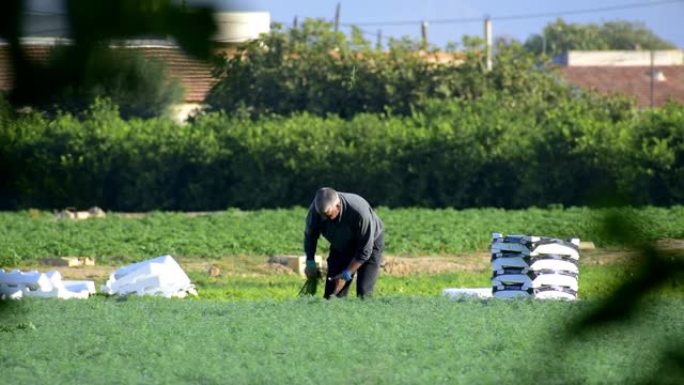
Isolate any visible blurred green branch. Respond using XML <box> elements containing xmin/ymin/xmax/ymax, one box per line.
<box><xmin>0</xmin><ymin>0</ymin><xmax>216</xmax><ymax>107</ymax></box>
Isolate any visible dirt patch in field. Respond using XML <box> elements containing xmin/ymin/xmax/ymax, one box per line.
<box><xmin>381</xmin><ymin>254</ymin><xmax>490</xmax><ymax>276</ymax></box>
<box><xmin>24</xmin><ymin>239</ymin><xmax>684</xmax><ymax>281</ymax></box>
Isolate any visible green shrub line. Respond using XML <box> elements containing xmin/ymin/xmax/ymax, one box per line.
<box><xmin>1</xmin><ymin>97</ymin><xmax>683</xmax><ymax>211</ymax></box>
<box><xmin>1</xmin><ymin>206</ymin><xmax>682</xmax><ymax>266</ymax></box>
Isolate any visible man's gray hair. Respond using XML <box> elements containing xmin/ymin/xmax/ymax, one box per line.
<box><xmin>314</xmin><ymin>187</ymin><xmax>339</xmax><ymax>215</ymax></box>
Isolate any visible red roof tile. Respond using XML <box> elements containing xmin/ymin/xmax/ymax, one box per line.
<box><xmin>559</xmin><ymin>66</ymin><xmax>684</xmax><ymax>108</ymax></box>
<box><xmin>0</xmin><ymin>44</ymin><xmax>216</xmax><ymax>103</ymax></box>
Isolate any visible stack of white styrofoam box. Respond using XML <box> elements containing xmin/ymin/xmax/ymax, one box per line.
<box><xmin>442</xmin><ymin>288</ymin><xmax>493</xmax><ymax>299</ymax></box>
<box><xmin>101</xmin><ymin>255</ymin><xmax>197</xmax><ymax>298</ymax></box>
<box><xmin>0</xmin><ymin>269</ymin><xmax>95</xmax><ymax>300</ymax></box>
<box><xmin>491</xmin><ymin>233</ymin><xmax>580</xmax><ymax>300</ymax></box>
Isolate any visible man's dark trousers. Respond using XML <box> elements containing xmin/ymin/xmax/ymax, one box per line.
<box><xmin>323</xmin><ymin>233</ymin><xmax>384</xmax><ymax>299</ymax></box>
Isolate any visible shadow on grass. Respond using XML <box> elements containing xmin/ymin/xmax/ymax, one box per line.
<box><xmin>523</xmin><ymin>207</ymin><xmax>684</xmax><ymax>384</ymax></box>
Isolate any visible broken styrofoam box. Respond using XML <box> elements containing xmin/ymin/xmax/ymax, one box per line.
<box><xmin>0</xmin><ymin>269</ymin><xmax>95</xmax><ymax>300</ymax></box>
<box><xmin>442</xmin><ymin>288</ymin><xmax>492</xmax><ymax>299</ymax></box>
<box><xmin>101</xmin><ymin>255</ymin><xmax>196</xmax><ymax>298</ymax></box>
<box><xmin>63</xmin><ymin>280</ymin><xmax>96</xmax><ymax>295</ymax></box>
<box><xmin>0</xmin><ymin>269</ymin><xmax>51</xmax><ymax>292</ymax></box>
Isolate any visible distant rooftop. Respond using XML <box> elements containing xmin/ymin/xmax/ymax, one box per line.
<box><xmin>554</xmin><ymin>50</ymin><xmax>683</xmax><ymax>67</ymax></box>
<box><xmin>20</xmin><ymin>11</ymin><xmax>271</xmax><ymax>44</ymax></box>
<box><xmin>0</xmin><ymin>41</ymin><xmax>215</xmax><ymax>103</ymax></box>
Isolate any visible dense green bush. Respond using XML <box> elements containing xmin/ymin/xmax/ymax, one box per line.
<box><xmin>1</xmin><ymin>96</ymin><xmax>682</xmax><ymax>210</ymax></box>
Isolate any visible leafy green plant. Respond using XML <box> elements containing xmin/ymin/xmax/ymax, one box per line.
<box><xmin>1</xmin><ymin>207</ymin><xmax>683</xmax><ymax>264</ymax></box>
<box><xmin>297</xmin><ymin>269</ymin><xmax>322</xmax><ymax>297</ymax></box>
<box><xmin>0</xmin><ymin>297</ymin><xmax>682</xmax><ymax>385</ymax></box>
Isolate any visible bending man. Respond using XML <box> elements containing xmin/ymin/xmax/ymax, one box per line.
<box><xmin>304</xmin><ymin>187</ymin><xmax>384</xmax><ymax>299</ymax></box>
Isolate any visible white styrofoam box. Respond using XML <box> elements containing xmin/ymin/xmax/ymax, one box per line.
<box><xmin>491</xmin><ymin>255</ymin><xmax>531</xmax><ymax>274</ymax></box>
<box><xmin>111</xmin><ymin>255</ymin><xmax>177</xmax><ymax>280</ymax></box>
<box><xmin>491</xmin><ymin>233</ymin><xmax>580</xmax><ymax>259</ymax></box>
<box><xmin>63</xmin><ymin>280</ymin><xmax>96</xmax><ymax>295</ymax></box>
<box><xmin>442</xmin><ymin>288</ymin><xmax>492</xmax><ymax>299</ymax></box>
<box><xmin>0</xmin><ymin>268</ymin><xmax>95</xmax><ymax>299</ymax></box>
<box><xmin>530</xmin><ymin>244</ymin><xmax>579</xmax><ymax>260</ymax></box>
<box><xmin>492</xmin><ymin>273</ymin><xmax>578</xmax><ymax>292</ymax></box>
<box><xmin>102</xmin><ymin>255</ymin><xmax>196</xmax><ymax>298</ymax></box>
<box><xmin>492</xmin><ymin>255</ymin><xmax>579</xmax><ymax>276</ymax></box>
<box><xmin>492</xmin><ymin>274</ymin><xmax>533</xmax><ymax>290</ymax></box>
<box><xmin>534</xmin><ymin>286</ymin><xmax>578</xmax><ymax>300</ymax></box>
<box><xmin>533</xmin><ymin>273</ymin><xmax>578</xmax><ymax>291</ymax></box>
<box><xmin>492</xmin><ymin>289</ymin><xmax>532</xmax><ymax>299</ymax></box>
<box><xmin>28</xmin><ymin>286</ymin><xmax>91</xmax><ymax>299</ymax></box>
<box><xmin>0</xmin><ymin>269</ymin><xmax>54</xmax><ymax>293</ymax></box>
<box><xmin>529</xmin><ymin>256</ymin><xmax>579</xmax><ymax>275</ymax></box>
<box><xmin>1</xmin><ymin>290</ymin><xmax>24</xmax><ymax>300</ymax></box>
<box><xmin>0</xmin><ymin>282</ymin><xmax>25</xmax><ymax>299</ymax></box>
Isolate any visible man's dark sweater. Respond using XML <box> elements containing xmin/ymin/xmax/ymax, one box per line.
<box><xmin>304</xmin><ymin>192</ymin><xmax>384</xmax><ymax>264</ymax></box>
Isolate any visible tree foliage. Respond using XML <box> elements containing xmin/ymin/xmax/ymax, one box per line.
<box><xmin>207</xmin><ymin>19</ymin><xmax>566</xmax><ymax>119</ymax></box>
<box><xmin>524</xmin><ymin>18</ymin><xmax>677</xmax><ymax>57</ymax></box>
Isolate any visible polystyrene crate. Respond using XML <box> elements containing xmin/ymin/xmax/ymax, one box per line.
<box><xmin>102</xmin><ymin>255</ymin><xmax>196</xmax><ymax>298</ymax></box>
<box><xmin>492</xmin><ymin>272</ymin><xmax>578</xmax><ymax>292</ymax></box>
<box><xmin>442</xmin><ymin>288</ymin><xmax>492</xmax><ymax>299</ymax></box>
<box><xmin>534</xmin><ymin>285</ymin><xmax>578</xmax><ymax>300</ymax></box>
<box><xmin>491</xmin><ymin>233</ymin><xmax>580</xmax><ymax>259</ymax></box>
<box><xmin>492</xmin><ymin>287</ymin><xmax>533</xmax><ymax>299</ymax></box>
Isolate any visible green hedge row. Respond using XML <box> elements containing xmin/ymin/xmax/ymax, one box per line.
<box><xmin>1</xmin><ymin>96</ymin><xmax>683</xmax><ymax>210</ymax></box>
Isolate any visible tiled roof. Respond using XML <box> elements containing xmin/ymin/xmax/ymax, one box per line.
<box><xmin>0</xmin><ymin>43</ymin><xmax>216</xmax><ymax>103</ymax></box>
<box><xmin>559</xmin><ymin>66</ymin><xmax>684</xmax><ymax>108</ymax></box>
<box><xmin>126</xmin><ymin>46</ymin><xmax>215</xmax><ymax>103</ymax></box>
<box><xmin>0</xmin><ymin>44</ymin><xmax>53</xmax><ymax>92</ymax></box>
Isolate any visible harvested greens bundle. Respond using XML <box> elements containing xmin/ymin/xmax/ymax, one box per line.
<box><xmin>298</xmin><ymin>268</ymin><xmax>322</xmax><ymax>296</ymax></box>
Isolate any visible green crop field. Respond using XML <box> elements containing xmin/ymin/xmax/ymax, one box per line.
<box><xmin>1</xmin><ymin>206</ymin><xmax>682</xmax><ymax>384</ymax></box>
<box><xmin>2</xmin><ymin>206</ymin><xmax>684</xmax><ymax>265</ymax></box>
<box><xmin>1</xmin><ymin>297</ymin><xmax>682</xmax><ymax>385</ymax></box>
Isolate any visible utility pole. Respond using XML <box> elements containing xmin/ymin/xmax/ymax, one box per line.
<box><xmin>650</xmin><ymin>49</ymin><xmax>655</xmax><ymax>108</ymax></box>
<box><xmin>421</xmin><ymin>21</ymin><xmax>428</xmax><ymax>51</ymax></box>
<box><xmin>376</xmin><ymin>29</ymin><xmax>383</xmax><ymax>51</ymax></box>
<box><xmin>334</xmin><ymin>3</ymin><xmax>341</xmax><ymax>33</ymax></box>
<box><xmin>484</xmin><ymin>16</ymin><xmax>492</xmax><ymax>71</ymax></box>
<box><xmin>293</xmin><ymin>15</ymin><xmax>298</xmax><ymax>29</ymax></box>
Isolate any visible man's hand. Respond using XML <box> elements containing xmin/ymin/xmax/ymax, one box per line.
<box><xmin>329</xmin><ymin>269</ymin><xmax>353</xmax><ymax>281</ymax></box>
<box><xmin>329</xmin><ymin>269</ymin><xmax>353</xmax><ymax>296</ymax></box>
<box><xmin>331</xmin><ymin>278</ymin><xmax>346</xmax><ymax>296</ymax></box>
<box><xmin>304</xmin><ymin>260</ymin><xmax>320</xmax><ymax>279</ymax></box>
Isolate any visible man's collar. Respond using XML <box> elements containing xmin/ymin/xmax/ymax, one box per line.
<box><xmin>334</xmin><ymin>198</ymin><xmax>344</xmax><ymax>223</ymax></box>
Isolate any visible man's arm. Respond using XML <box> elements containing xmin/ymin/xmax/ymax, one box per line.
<box><xmin>352</xmin><ymin>211</ymin><xmax>375</xmax><ymax>266</ymax></box>
<box><xmin>336</xmin><ymin>211</ymin><xmax>374</xmax><ymax>280</ymax></box>
<box><xmin>303</xmin><ymin>204</ymin><xmax>320</xmax><ymax>261</ymax></box>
